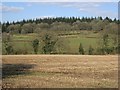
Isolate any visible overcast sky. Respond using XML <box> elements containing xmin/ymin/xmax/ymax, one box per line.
<box><xmin>1</xmin><ymin>1</ymin><xmax>119</xmax><ymax>22</ymax></box>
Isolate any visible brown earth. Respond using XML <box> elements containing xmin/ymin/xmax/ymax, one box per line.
<box><xmin>2</xmin><ymin>55</ymin><xmax>118</xmax><ymax>88</ymax></box>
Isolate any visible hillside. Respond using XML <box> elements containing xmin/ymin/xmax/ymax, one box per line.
<box><xmin>1</xmin><ymin>17</ymin><xmax>119</xmax><ymax>55</ymax></box>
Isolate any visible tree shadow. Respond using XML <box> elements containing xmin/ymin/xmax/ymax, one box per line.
<box><xmin>2</xmin><ymin>63</ymin><xmax>36</xmax><ymax>79</ymax></box>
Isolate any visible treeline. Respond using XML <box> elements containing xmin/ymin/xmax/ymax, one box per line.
<box><xmin>1</xmin><ymin>16</ymin><xmax>119</xmax><ymax>34</ymax></box>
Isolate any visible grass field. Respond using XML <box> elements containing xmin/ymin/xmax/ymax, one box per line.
<box><xmin>2</xmin><ymin>31</ymin><xmax>102</xmax><ymax>54</ymax></box>
<box><xmin>2</xmin><ymin>55</ymin><xmax>118</xmax><ymax>88</ymax></box>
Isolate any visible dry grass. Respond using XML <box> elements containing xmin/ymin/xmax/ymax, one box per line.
<box><xmin>2</xmin><ymin>55</ymin><xmax>118</xmax><ymax>88</ymax></box>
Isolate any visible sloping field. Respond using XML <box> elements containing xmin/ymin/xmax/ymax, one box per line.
<box><xmin>2</xmin><ymin>55</ymin><xmax>118</xmax><ymax>88</ymax></box>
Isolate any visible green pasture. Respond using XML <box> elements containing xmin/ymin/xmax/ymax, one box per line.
<box><xmin>2</xmin><ymin>31</ymin><xmax>114</xmax><ymax>54</ymax></box>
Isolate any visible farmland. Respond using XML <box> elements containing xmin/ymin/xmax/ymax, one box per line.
<box><xmin>2</xmin><ymin>55</ymin><xmax>118</xmax><ymax>88</ymax></box>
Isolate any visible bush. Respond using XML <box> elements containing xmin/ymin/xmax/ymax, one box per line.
<box><xmin>79</xmin><ymin>43</ymin><xmax>85</xmax><ymax>55</ymax></box>
<box><xmin>32</xmin><ymin>39</ymin><xmax>39</xmax><ymax>54</ymax></box>
<box><xmin>88</xmin><ymin>45</ymin><xmax>94</xmax><ymax>55</ymax></box>
<box><xmin>4</xmin><ymin>43</ymin><xmax>14</xmax><ymax>55</ymax></box>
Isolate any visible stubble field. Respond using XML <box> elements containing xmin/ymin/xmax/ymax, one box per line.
<box><xmin>2</xmin><ymin>55</ymin><xmax>118</xmax><ymax>88</ymax></box>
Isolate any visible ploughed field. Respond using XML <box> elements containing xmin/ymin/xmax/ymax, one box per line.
<box><xmin>2</xmin><ymin>55</ymin><xmax>118</xmax><ymax>88</ymax></box>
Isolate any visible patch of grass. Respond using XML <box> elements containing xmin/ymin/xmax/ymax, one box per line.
<box><xmin>12</xmin><ymin>33</ymin><xmax>37</xmax><ymax>41</ymax></box>
<box><xmin>68</xmin><ymin>37</ymin><xmax>97</xmax><ymax>53</ymax></box>
<box><xmin>2</xmin><ymin>31</ymin><xmax>115</xmax><ymax>54</ymax></box>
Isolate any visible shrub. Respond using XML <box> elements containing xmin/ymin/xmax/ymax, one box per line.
<box><xmin>32</xmin><ymin>39</ymin><xmax>39</xmax><ymax>54</ymax></box>
<box><xmin>88</xmin><ymin>45</ymin><xmax>94</xmax><ymax>55</ymax></box>
<box><xmin>79</xmin><ymin>43</ymin><xmax>85</xmax><ymax>55</ymax></box>
<box><xmin>4</xmin><ymin>43</ymin><xmax>14</xmax><ymax>55</ymax></box>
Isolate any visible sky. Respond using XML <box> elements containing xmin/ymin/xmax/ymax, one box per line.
<box><xmin>0</xmin><ymin>1</ymin><xmax>119</xmax><ymax>22</ymax></box>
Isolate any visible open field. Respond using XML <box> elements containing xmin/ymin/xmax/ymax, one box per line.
<box><xmin>2</xmin><ymin>30</ymin><xmax>115</xmax><ymax>55</ymax></box>
<box><xmin>2</xmin><ymin>55</ymin><xmax>118</xmax><ymax>88</ymax></box>
<box><xmin>2</xmin><ymin>31</ymin><xmax>106</xmax><ymax>54</ymax></box>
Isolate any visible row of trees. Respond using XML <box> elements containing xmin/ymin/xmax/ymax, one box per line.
<box><xmin>2</xmin><ymin>16</ymin><xmax>119</xmax><ymax>25</ymax></box>
<box><xmin>2</xmin><ymin>20</ymin><xmax>118</xmax><ymax>35</ymax></box>
<box><xmin>2</xmin><ymin>16</ymin><xmax>119</xmax><ymax>34</ymax></box>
